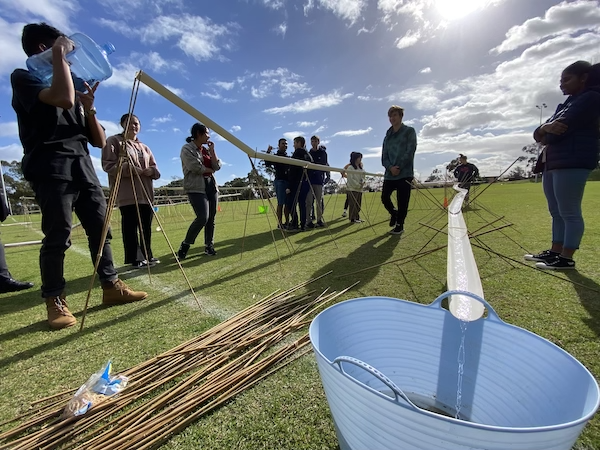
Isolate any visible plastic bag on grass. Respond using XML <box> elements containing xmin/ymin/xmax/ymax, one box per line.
<box><xmin>61</xmin><ymin>361</ymin><xmax>128</xmax><ymax>419</ymax></box>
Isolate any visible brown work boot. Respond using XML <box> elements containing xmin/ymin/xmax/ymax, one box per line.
<box><xmin>102</xmin><ymin>279</ymin><xmax>148</xmax><ymax>306</ymax></box>
<box><xmin>45</xmin><ymin>295</ymin><xmax>77</xmax><ymax>330</ymax></box>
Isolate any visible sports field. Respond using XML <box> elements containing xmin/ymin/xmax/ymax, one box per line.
<box><xmin>0</xmin><ymin>181</ymin><xmax>599</xmax><ymax>449</ymax></box>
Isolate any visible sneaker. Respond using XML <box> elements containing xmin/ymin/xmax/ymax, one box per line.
<box><xmin>341</xmin><ymin>210</ymin><xmax>347</xmax><ymax>218</ymax></box>
<box><xmin>352</xmin><ymin>219</ymin><xmax>364</xmax><ymax>223</ymax></box>
<box><xmin>389</xmin><ymin>211</ymin><xmax>398</xmax><ymax>227</ymax></box>
<box><xmin>389</xmin><ymin>225</ymin><xmax>404</xmax><ymax>235</ymax></box>
<box><xmin>524</xmin><ymin>250</ymin><xmax>559</xmax><ymax>262</ymax></box>
<box><xmin>132</xmin><ymin>260</ymin><xmax>156</xmax><ymax>269</ymax></box>
<box><xmin>315</xmin><ymin>221</ymin><xmax>325</xmax><ymax>228</ymax></box>
<box><xmin>306</xmin><ymin>222</ymin><xmax>315</xmax><ymax>229</ymax></box>
<box><xmin>204</xmin><ymin>246</ymin><xmax>217</xmax><ymax>256</ymax></box>
<box><xmin>45</xmin><ymin>295</ymin><xmax>77</xmax><ymax>330</ymax></box>
<box><xmin>102</xmin><ymin>279</ymin><xmax>148</xmax><ymax>306</ymax></box>
<box><xmin>177</xmin><ymin>242</ymin><xmax>190</xmax><ymax>261</ymax></box>
<box><xmin>149</xmin><ymin>257</ymin><xmax>160</xmax><ymax>265</ymax></box>
<box><xmin>535</xmin><ymin>256</ymin><xmax>576</xmax><ymax>271</ymax></box>
<box><xmin>299</xmin><ymin>227</ymin><xmax>306</xmax><ymax>232</ymax></box>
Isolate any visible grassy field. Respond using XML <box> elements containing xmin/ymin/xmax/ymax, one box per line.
<box><xmin>0</xmin><ymin>181</ymin><xmax>599</xmax><ymax>449</ymax></box>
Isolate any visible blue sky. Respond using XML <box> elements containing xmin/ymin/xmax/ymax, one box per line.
<box><xmin>1</xmin><ymin>0</ymin><xmax>599</xmax><ymax>186</ymax></box>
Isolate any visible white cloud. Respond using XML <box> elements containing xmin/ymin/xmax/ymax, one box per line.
<box><xmin>129</xmin><ymin>51</ymin><xmax>184</xmax><ymax>73</ymax></box>
<box><xmin>275</xmin><ymin>22</ymin><xmax>287</xmax><ymax>36</ymax></box>
<box><xmin>214</xmin><ymin>81</ymin><xmax>235</xmax><ymax>90</ymax></box>
<box><xmin>0</xmin><ymin>18</ymin><xmax>27</xmax><ymax>75</ymax></box>
<box><xmin>492</xmin><ymin>0</ymin><xmax>600</xmax><ymax>54</ymax></box>
<box><xmin>332</xmin><ymin>126</ymin><xmax>373</xmax><ymax>137</ymax></box>
<box><xmin>0</xmin><ymin>0</ymin><xmax>78</xmax><ymax>32</ymax></box>
<box><xmin>252</xmin><ymin>68</ymin><xmax>311</xmax><ymax>99</ymax></box>
<box><xmin>283</xmin><ymin>131</ymin><xmax>303</xmax><ymax>140</ymax></box>
<box><xmin>395</xmin><ymin>29</ymin><xmax>421</xmax><ymax>49</ymax></box>
<box><xmin>362</xmin><ymin>146</ymin><xmax>382</xmax><ymax>158</ymax></box>
<box><xmin>420</xmin><ymin>67</ymin><xmax>431</xmax><ymax>74</ymax></box>
<box><xmin>304</xmin><ymin>0</ymin><xmax>367</xmax><ymax>24</ymax></box>
<box><xmin>0</xmin><ymin>143</ymin><xmax>24</xmax><ymax>163</ymax></box>
<box><xmin>152</xmin><ymin>114</ymin><xmax>173</xmax><ymax>124</ymax></box>
<box><xmin>297</xmin><ymin>121</ymin><xmax>317</xmax><ymax>127</ymax></box>
<box><xmin>102</xmin><ymin>62</ymin><xmax>184</xmax><ymax>96</ymax></box>
<box><xmin>264</xmin><ymin>91</ymin><xmax>353</xmax><ymax>114</ymax></box>
<box><xmin>262</xmin><ymin>0</ymin><xmax>284</xmax><ymax>9</ymax></box>
<box><xmin>0</xmin><ymin>121</ymin><xmax>18</xmax><ymax>138</ymax></box>
<box><xmin>99</xmin><ymin>120</ymin><xmax>121</xmax><ymax>137</ymax></box>
<box><xmin>314</xmin><ymin>125</ymin><xmax>327</xmax><ymax>133</ymax></box>
<box><xmin>357</xmin><ymin>95</ymin><xmax>383</xmax><ymax>101</ymax></box>
<box><xmin>230</xmin><ymin>125</ymin><xmax>241</xmax><ymax>132</ymax></box>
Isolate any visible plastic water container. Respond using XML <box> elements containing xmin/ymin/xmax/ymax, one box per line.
<box><xmin>26</xmin><ymin>32</ymin><xmax>115</xmax><ymax>92</ymax></box>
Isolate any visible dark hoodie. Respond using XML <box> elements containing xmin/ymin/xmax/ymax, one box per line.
<box><xmin>307</xmin><ymin>145</ymin><xmax>330</xmax><ymax>185</ymax></box>
<box><xmin>288</xmin><ymin>148</ymin><xmax>313</xmax><ymax>188</ymax></box>
<box><xmin>537</xmin><ymin>87</ymin><xmax>600</xmax><ymax>171</ymax></box>
<box><xmin>265</xmin><ymin>151</ymin><xmax>289</xmax><ymax>181</ymax></box>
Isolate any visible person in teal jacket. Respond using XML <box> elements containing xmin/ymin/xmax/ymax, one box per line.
<box><xmin>381</xmin><ymin>105</ymin><xmax>417</xmax><ymax>235</ymax></box>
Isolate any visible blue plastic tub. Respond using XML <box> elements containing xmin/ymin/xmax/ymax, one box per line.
<box><xmin>309</xmin><ymin>290</ymin><xmax>599</xmax><ymax>450</ymax></box>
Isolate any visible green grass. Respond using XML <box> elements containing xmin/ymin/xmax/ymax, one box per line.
<box><xmin>0</xmin><ymin>182</ymin><xmax>599</xmax><ymax>449</ymax></box>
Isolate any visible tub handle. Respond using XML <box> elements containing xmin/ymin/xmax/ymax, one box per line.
<box><xmin>429</xmin><ymin>290</ymin><xmax>503</xmax><ymax>322</ymax></box>
<box><xmin>333</xmin><ymin>356</ymin><xmax>419</xmax><ymax>411</ymax></box>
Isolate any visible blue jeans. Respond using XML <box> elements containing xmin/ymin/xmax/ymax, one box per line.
<box><xmin>274</xmin><ymin>179</ymin><xmax>288</xmax><ymax>206</ymax></box>
<box><xmin>543</xmin><ymin>168</ymin><xmax>591</xmax><ymax>250</ymax></box>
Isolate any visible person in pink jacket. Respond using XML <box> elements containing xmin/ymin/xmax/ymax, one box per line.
<box><xmin>102</xmin><ymin>114</ymin><xmax>161</xmax><ymax>268</ymax></box>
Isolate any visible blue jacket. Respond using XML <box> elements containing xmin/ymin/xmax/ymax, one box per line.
<box><xmin>307</xmin><ymin>146</ymin><xmax>329</xmax><ymax>185</ymax></box>
<box><xmin>539</xmin><ymin>88</ymin><xmax>600</xmax><ymax>171</ymax></box>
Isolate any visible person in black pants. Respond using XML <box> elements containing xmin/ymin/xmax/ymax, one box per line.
<box><xmin>11</xmin><ymin>23</ymin><xmax>147</xmax><ymax>329</ymax></box>
<box><xmin>381</xmin><ymin>105</ymin><xmax>417</xmax><ymax>235</ymax></box>
<box><xmin>177</xmin><ymin>123</ymin><xmax>222</xmax><ymax>259</ymax></box>
<box><xmin>286</xmin><ymin>137</ymin><xmax>312</xmax><ymax>231</ymax></box>
<box><xmin>103</xmin><ymin>114</ymin><xmax>161</xmax><ymax>268</ymax></box>
<box><xmin>453</xmin><ymin>154</ymin><xmax>479</xmax><ymax>204</ymax></box>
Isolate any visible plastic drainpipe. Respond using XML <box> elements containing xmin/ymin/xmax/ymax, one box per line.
<box><xmin>447</xmin><ymin>185</ymin><xmax>485</xmax><ymax>321</ymax></box>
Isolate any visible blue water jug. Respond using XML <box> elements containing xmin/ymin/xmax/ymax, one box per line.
<box><xmin>26</xmin><ymin>32</ymin><xmax>115</xmax><ymax>92</ymax></box>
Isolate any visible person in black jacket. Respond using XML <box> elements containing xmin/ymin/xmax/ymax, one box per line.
<box><xmin>286</xmin><ymin>137</ymin><xmax>313</xmax><ymax>231</ymax></box>
<box><xmin>525</xmin><ymin>61</ymin><xmax>600</xmax><ymax>270</ymax></box>
<box><xmin>453</xmin><ymin>154</ymin><xmax>479</xmax><ymax>204</ymax></box>
<box><xmin>266</xmin><ymin>139</ymin><xmax>290</xmax><ymax>228</ymax></box>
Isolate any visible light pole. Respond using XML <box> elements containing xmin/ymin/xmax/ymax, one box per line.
<box><xmin>534</xmin><ymin>103</ymin><xmax>547</xmax><ymax>182</ymax></box>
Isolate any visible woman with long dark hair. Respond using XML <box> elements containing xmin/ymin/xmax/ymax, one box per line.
<box><xmin>102</xmin><ymin>114</ymin><xmax>161</xmax><ymax>268</ymax></box>
<box><xmin>343</xmin><ymin>152</ymin><xmax>365</xmax><ymax>223</ymax></box>
<box><xmin>177</xmin><ymin>123</ymin><xmax>222</xmax><ymax>260</ymax></box>
<box><xmin>526</xmin><ymin>61</ymin><xmax>600</xmax><ymax>270</ymax></box>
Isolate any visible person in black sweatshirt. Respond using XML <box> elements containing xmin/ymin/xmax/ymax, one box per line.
<box><xmin>286</xmin><ymin>136</ymin><xmax>313</xmax><ymax>231</ymax></box>
<box><xmin>266</xmin><ymin>138</ymin><xmax>290</xmax><ymax>228</ymax></box>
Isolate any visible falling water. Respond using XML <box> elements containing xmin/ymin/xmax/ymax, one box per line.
<box><xmin>455</xmin><ymin>320</ymin><xmax>468</xmax><ymax>419</ymax></box>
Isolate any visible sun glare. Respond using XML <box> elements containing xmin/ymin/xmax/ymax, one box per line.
<box><xmin>435</xmin><ymin>0</ymin><xmax>482</xmax><ymax>20</ymax></box>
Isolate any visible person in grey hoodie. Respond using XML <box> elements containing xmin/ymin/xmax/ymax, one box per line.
<box><xmin>381</xmin><ymin>105</ymin><xmax>417</xmax><ymax>235</ymax></box>
<box><xmin>177</xmin><ymin>123</ymin><xmax>222</xmax><ymax>260</ymax></box>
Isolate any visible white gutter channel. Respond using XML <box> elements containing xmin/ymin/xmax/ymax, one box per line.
<box><xmin>447</xmin><ymin>185</ymin><xmax>485</xmax><ymax>321</ymax></box>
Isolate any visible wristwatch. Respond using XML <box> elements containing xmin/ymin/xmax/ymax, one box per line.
<box><xmin>85</xmin><ymin>106</ymin><xmax>97</xmax><ymax>116</ymax></box>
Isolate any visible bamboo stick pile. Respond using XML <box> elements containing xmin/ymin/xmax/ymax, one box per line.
<box><xmin>0</xmin><ymin>275</ymin><xmax>354</xmax><ymax>449</ymax></box>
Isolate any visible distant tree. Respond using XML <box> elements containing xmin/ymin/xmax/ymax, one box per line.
<box><xmin>425</xmin><ymin>168</ymin><xmax>443</xmax><ymax>182</ymax></box>
<box><xmin>1</xmin><ymin>160</ymin><xmax>35</xmax><ymax>213</ymax></box>
<box><xmin>521</xmin><ymin>143</ymin><xmax>543</xmax><ymax>175</ymax></box>
<box><xmin>507</xmin><ymin>166</ymin><xmax>528</xmax><ymax>180</ymax></box>
<box><xmin>323</xmin><ymin>179</ymin><xmax>338</xmax><ymax>195</ymax></box>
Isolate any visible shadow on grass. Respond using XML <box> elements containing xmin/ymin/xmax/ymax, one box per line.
<box><xmin>308</xmin><ymin>233</ymin><xmax>402</xmax><ymax>295</ymax></box>
<box><xmin>0</xmin><ymin>284</ymin><xmax>204</xmax><ymax>370</ymax></box>
<box><xmin>565</xmin><ymin>271</ymin><xmax>600</xmax><ymax>338</ymax></box>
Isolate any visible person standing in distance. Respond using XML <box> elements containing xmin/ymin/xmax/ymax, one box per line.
<box><xmin>381</xmin><ymin>105</ymin><xmax>417</xmax><ymax>235</ymax></box>
<box><xmin>265</xmin><ymin>139</ymin><xmax>290</xmax><ymax>229</ymax></box>
<box><xmin>453</xmin><ymin>154</ymin><xmax>479</xmax><ymax>205</ymax></box>
<box><xmin>10</xmin><ymin>23</ymin><xmax>147</xmax><ymax>329</ymax></box>
<box><xmin>178</xmin><ymin>123</ymin><xmax>222</xmax><ymax>260</ymax></box>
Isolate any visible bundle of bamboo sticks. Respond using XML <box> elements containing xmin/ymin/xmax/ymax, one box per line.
<box><xmin>0</xmin><ymin>274</ymin><xmax>355</xmax><ymax>450</ymax></box>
